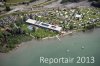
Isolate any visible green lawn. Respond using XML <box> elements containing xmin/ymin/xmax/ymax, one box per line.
<box><xmin>31</xmin><ymin>28</ymin><xmax>57</xmax><ymax>39</ymax></box>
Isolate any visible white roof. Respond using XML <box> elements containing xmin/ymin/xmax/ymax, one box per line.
<box><xmin>50</xmin><ymin>25</ymin><xmax>62</xmax><ymax>32</ymax></box>
<box><xmin>26</xmin><ymin>19</ymin><xmax>62</xmax><ymax>32</ymax></box>
<box><xmin>75</xmin><ymin>14</ymin><xmax>82</xmax><ymax>18</ymax></box>
<box><xmin>26</xmin><ymin>19</ymin><xmax>36</xmax><ymax>24</ymax></box>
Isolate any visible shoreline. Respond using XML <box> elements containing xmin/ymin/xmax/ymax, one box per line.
<box><xmin>0</xmin><ymin>27</ymin><xmax>100</xmax><ymax>66</ymax></box>
<box><xmin>0</xmin><ymin>28</ymin><xmax>100</xmax><ymax>55</ymax></box>
<box><xmin>0</xmin><ymin>29</ymin><xmax>94</xmax><ymax>54</ymax></box>
<box><xmin>0</xmin><ymin>31</ymin><xmax>73</xmax><ymax>54</ymax></box>
<box><xmin>42</xmin><ymin>31</ymin><xmax>73</xmax><ymax>40</ymax></box>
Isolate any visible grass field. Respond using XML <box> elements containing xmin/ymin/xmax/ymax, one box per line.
<box><xmin>6</xmin><ymin>0</ymin><xmax>31</xmax><ymax>3</ymax></box>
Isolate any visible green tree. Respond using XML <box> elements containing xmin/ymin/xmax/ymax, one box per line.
<box><xmin>5</xmin><ymin>6</ymin><xmax>11</xmax><ymax>11</ymax></box>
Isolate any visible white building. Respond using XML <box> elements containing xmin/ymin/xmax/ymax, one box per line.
<box><xmin>75</xmin><ymin>14</ymin><xmax>82</xmax><ymax>18</ymax></box>
<box><xmin>26</xmin><ymin>19</ymin><xmax>62</xmax><ymax>32</ymax></box>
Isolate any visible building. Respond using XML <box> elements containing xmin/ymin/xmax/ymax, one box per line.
<box><xmin>75</xmin><ymin>14</ymin><xmax>82</xmax><ymax>18</ymax></box>
<box><xmin>26</xmin><ymin>19</ymin><xmax>62</xmax><ymax>32</ymax></box>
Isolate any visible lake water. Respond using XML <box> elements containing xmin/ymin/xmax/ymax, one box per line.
<box><xmin>0</xmin><ymin>28</ymin><xmax>100</xmax><ymax>66</ymax></box>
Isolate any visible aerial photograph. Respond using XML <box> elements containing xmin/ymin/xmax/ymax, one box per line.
<box><xmin>0</xmin><ymin>0</ymin><xmax>100</xmax><ymax>66</ymax></box>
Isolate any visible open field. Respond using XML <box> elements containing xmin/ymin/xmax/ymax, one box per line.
<box><xmin>6</xmin><ymin>0</ymin><xmax>31</xmax><ymax>3</ymax></box>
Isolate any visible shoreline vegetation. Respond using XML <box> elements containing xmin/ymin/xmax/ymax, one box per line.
<box><xmin>0</xmin><ymin>0</ymin><xmax>100</xmax><ymax>53</ymax></box>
